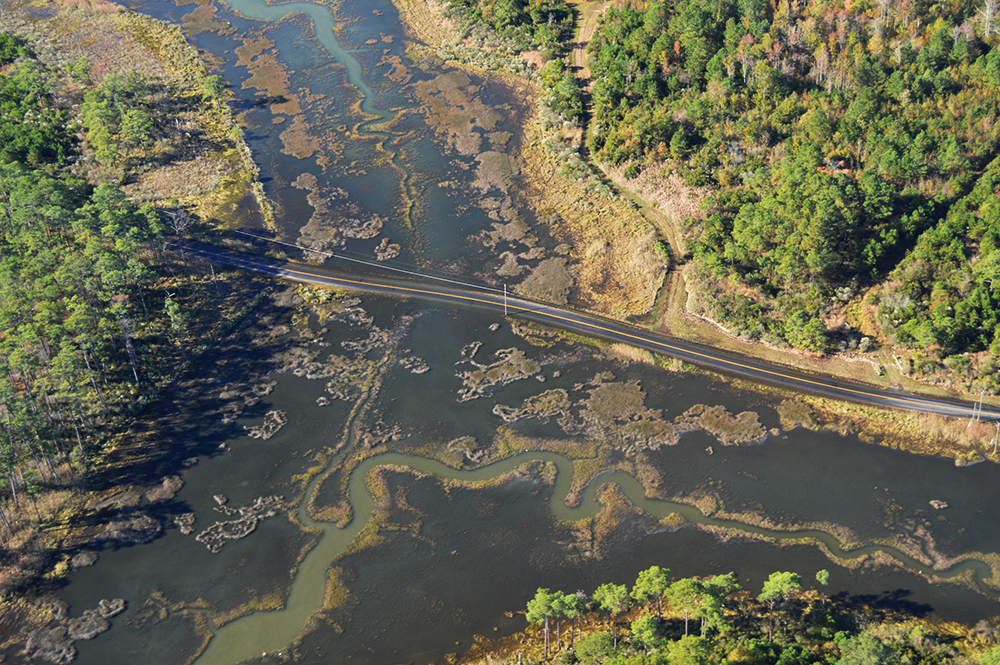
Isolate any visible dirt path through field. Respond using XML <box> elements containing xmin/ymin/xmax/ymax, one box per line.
<box><xmin>569</xmin><ymin>0</ymin><xmax>602</xmax><ymax>87</ymax></box>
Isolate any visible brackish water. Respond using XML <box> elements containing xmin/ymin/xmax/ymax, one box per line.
<box><xmin>44</xmin><ymin>0</ymin><xmax>1000</xmax><ymax>663</ymax></box>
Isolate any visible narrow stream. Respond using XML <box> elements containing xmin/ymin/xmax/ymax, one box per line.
<box><xmin>218</xmin><ymin>0</ymin><xmax>385</xmax><ymax>118</ymax></box>
<box><xmin>197</xmin><ymin>446</ymin><xmax>1000</xmax><ymax>663</ymax></box>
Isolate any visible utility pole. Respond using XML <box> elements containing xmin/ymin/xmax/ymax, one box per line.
<box><xmin>504</xmin><ymin>284</ymin><xmax>508</xmax><ymax>317</ymax></box>
<box><xmin>968</xmin><ymin>389</ymin><xmax>985</xmax><ymax>428</ymax></box>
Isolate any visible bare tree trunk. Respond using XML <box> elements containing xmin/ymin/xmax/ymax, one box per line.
<box><xmin>83</xmin><ymin>350</ymin><xmax>110</xmax><ymax>413</ymax></box>
<box><xmin>41</xmin><ymin>447</ymin><xmax>58</xmax><ymax>483</ymax></box>
<box><xmin>29</xmin><ymin>451</ymin><xmax>46</xmax><ymax>483</ymax></box>
<box><xmin>73</xmin><ymin>396</ymin><xmax>92</xmax><ymax>432</ymax></box>
<box><xmin>125</xmin><ymin>335</ymin><xmax>140</xmax><ymax>385</ymax></box>
<box><xmin>134</xmin><ymin>282</ymin><xmax>150</xmax><ymax>327</ymax></box>
<box><xmin>0</xmin><ymin>503</ymin><xmax>13</xmax><ymax>539</ymax></box>
<box><xmin>70</xmin><ymin>411</ymin><xmax>86</xmax><ymax>462</ymax></box>
<box><xmin>7</xmin><ymin>471</ymin><xmax>17</xmax><ymax>507</ymax></box>
<box><xmin>119</xmin><ymin>317</ymin><xmax>141</xmax><ymax>385</ymax></box>
<box><xmin>981</xmin><ymin>0</ymin><xmax>998</xmax><ymax>36</ymax></box>
<box><xmin>209</xmin><ymin>260</ymin><xmax>220</xmax><ymax>295</ymax></box>
<box><xmin>29</xmin><ymin>491</ymin><xmax>40</xmax><ymax>522</ymax></box>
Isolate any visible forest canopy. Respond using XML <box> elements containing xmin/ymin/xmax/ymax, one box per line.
<box><xmin>586</xmin><ymin>0</ymin><xmax>1000</xmax><ymax>382</ymax></box>
<box><xmin>0</xmin><ymin>30</ymin><xmax>226</xmax><ymax>545</ymax></box>
<box><xmin>435</xmin><ymin>0</ymin><xmax>1000</xmax><ymax>392</ymax></box>
<box><xmin>446</xmin><ymin>0</ymin><xmax>574</xmax><ymax>54</ymax></box>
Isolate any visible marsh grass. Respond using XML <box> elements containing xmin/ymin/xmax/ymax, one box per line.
<box><xmin>796</xmin><ymin>397</ymin><xmax>994</xmax><ymax>463</ymax></box>
<box><xmin>776</xmin><ymin>399</ymin><xmax>819</xmax><ymax>430</ymax></box>
<box><xmin>493</xmin><ymin>389</ymin><xmax>570</xmax><ymax>424</ymax></box>
<box><xmin>523</xmin><ymin>124</ymin><xmax>665</xmax><ymax>318</ymax></box>
<box><xmin>602</xmin><ymin>161</ymin><xmax>710</xmax><ymax>258</ymax></box>
<box><xmin>514</xmin><ymin>257</ymin><xmax>574</xmax><ymax>305</ymax></box>
<box><xmin>676</xmin><ymin>405</ymin><xmax>768</xmax><ymax>446</ymax></box>
<box><xmin>590</xmin><ymin>482</ymin><xmax>658</xmax><ymax>558</ymax></box>
<box><xmin>606</xmin><ymin>343</ymin><xmax>657</xmax><ymax>366</ymax></box>
<box><xmin>180</xmin><ymin>1</ymin><xmax>235</xmax><ymax>36</ymax></box>
<box><xmin>456</xmin><ymin>348</ymin><xmax>542</xmax><ymax>402</ymax></box>
<box><xmin>322</xmin><ymin>566</ymin><xmax>358</xmax><ymax>612</ymax></box>
<box><xmin>581</xmin><ymin>381</ymin><xmax>650</xmax><ymax>425</ymax></box>
<box><xmin>565</xmin><ymin>454</ymin><xmax>614</xmax><ymax>506</ymax></box>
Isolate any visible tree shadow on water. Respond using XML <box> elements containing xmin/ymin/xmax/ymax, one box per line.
<box><xmin>83</xmin><ymin>298</ymin><xmax>294</xmax><ymax>492</ymax></box>
<box><xmin>834</xmin><ymin>589</ymin><xmax>934</xmax><ymax>618</ymax></box>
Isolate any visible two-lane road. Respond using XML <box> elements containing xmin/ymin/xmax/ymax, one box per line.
<box><xmin>169</xmin><ymin>239</ymin><xmax>995</xmax><ymax>422</ymax></box>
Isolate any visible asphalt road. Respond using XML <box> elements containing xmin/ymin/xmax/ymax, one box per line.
<box><xmin>169</xmin><ymin>239</ymin><xmax>996</xmax><ymax>422</ymax></box>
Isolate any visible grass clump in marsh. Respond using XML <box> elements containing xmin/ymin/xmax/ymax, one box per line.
<box><xmin>570</xmin><ymin>381</ymin><xmax>680</xmax><ymax>453</ymax></box>
<box><xmin>580</xmin><ymin>381</ymin><xmax>652</xmax><ymax>426</ymax></box>
<box><xmin>456</xmin><ymin>347</ymin><xmax>542</xmax><ymax>402</ymax></box>
<box><xmin>776</xmin><ymin>399</ymin><xmax>819</xmax><ymax>430</ymax></box>
<box><xmin>589</xmin><ymin>482</ymin><xmax>659</xmax><ymax>558</ymax></box>
<box><xmin>675</xmin><ymin>405</ymin><xmax>768</xmax><ymax>446</ymax></box>
<box><xmin>493</xmin><ymin>389</ymin><xmax>571</xmax><ymax>425</ymax></box>
<box><xmin>514</xmin><ymin>257</ymin><xmax>574</xmax><ymax>305</ymax></box>
<box><xmin>606</xmin><ymin>343</ymin><xmax>658</xmax><ymax>366</ymax></box>
<box><xmin>443</xmin><ymin>436</ymin><xmax>486</xmax><ymax>467</ymax></box>
<box><xmin>322</xmin><ymin>567</ymin><xmax>358</xmax><ymax>612</ymax></box>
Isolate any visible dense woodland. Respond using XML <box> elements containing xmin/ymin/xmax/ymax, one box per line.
<box><xmin>587</xmin><ymin>0</ymin><xmax>1000</xmax><ymax>371</ymax></box>
<box><xmin>0</xmin><ymin>31</ymin><xmax>222</xmax><ymax>543</ymax></box>
<box><xmin>501</xmin><ymin>566</ymin><xmax>1000</xmax><ymax>664</ymax></box>
<box><xmin>448</xmin><ymin>0</ymin><xmax>1000</xmax><ymax>392</ymax></box>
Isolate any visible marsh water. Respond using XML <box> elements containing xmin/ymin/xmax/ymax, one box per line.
<box><xmin>38</xmin><ymin>0</ymin><xmax>1000</xmax><ymax>663</ymax></box>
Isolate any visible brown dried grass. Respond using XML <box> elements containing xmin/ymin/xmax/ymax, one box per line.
<box><xmin>280</xmin><ymin>115</ymin><xmax>323</xmax><ymax>159</ymax></box>
<box><xmin>522</xmin><ymin>129</ymin><xmax>663</xmax><ymax>318</ymax></box>
<box><xmin>54</xmin><ymin>0</ymin><xmax>119</xmax><ymax>12</ymax></box>
<box><xmin>411</xmin><ymin>70</ymin><xmax>502</xmax><ymax>156</ymax></box>
<box><xmin>181</xmin><ymin>2</ymin><xmax>232</xmax><ymax>36</ymax></box>
<box><xmin>603</xmin><ymin>161</ymin><xmax>710</xmax><ymax>256</ymax></box>
<box><xmin>606</xmin><ymin>342</ymin><xmax>657</xmax><ymax>365</ymax></box>
<box><xmin>235</xmin><ymin>36</ymin><xmax>274</xmax><ymax>67</ymax></box>
<box><xmin>389</xmin><ymin>0</ymin><xmax>459</xmax><ymax>47</ymax></box>
<box><xmin>242</xmin><ymin>53</ymin><xmax>302</xmax><ymax>114</ymax></box>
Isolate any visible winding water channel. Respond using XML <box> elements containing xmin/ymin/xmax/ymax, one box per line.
<box><xmin>48</xmin><ymin>0</ymin><xmax>1000</xmax><ymax>663</ymax></box>
<box><xmin>200</xmin><ymin>448</ymin><xmax>1000</xmax><ymax>664</ymax></box>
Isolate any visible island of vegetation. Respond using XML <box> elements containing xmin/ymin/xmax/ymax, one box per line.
<box><xmin>460</xmin><ymin>565</ymin><xmax>1000</xmax><ymax>665</ymax></box>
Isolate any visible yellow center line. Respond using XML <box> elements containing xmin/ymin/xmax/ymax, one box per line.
<box><xmin>173</xmin><ymin>243</ymin><xmax>976</xmax><ymax>417</ymax></box>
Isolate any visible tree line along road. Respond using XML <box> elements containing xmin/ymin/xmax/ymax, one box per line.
<box><xmin>166</xmin><ymin>239</ymin><xmax>996</xmax><ymax>423</ymax></box>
